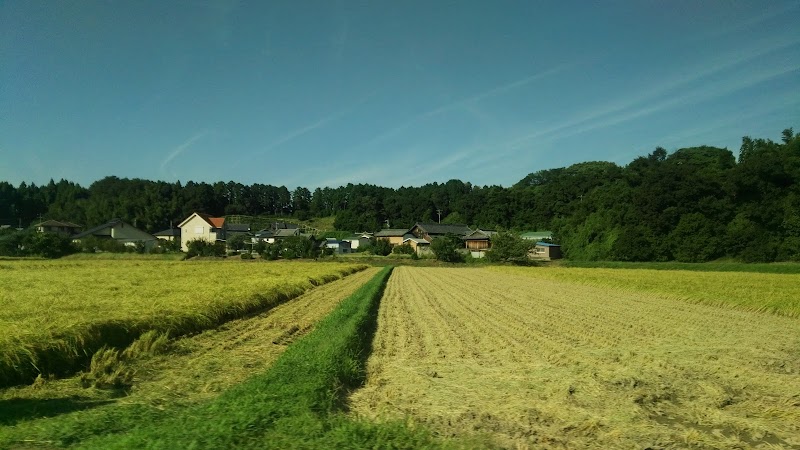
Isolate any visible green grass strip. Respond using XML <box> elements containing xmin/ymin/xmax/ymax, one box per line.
<box><xmin>72</xmin><ymin>266</ymin><xmax>458</xmax><ymax>449</ymax></box>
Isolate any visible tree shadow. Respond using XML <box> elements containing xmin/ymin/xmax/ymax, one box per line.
<box><xmin>0</xmin><ymin>396</ymin><xmax>116</xmax><ymax>426</ymax></box>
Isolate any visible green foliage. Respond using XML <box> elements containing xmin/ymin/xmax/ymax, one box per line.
<box><xmin>0</xmin><ymin>230</ymin><xmax>76</xmax><ymax>258</ymax></box>
<box><xmin>392</xmin><ymin>242</ymin><xmax>415</xmax><ymax>255</ymax></box>
<box><xmin>226</xmin><ymin>233</ymin><xmax>248</xmax><ymax>251</ymax></box>
<box><xmin>485</xmin><ymin>233</ymin><xmax>532</xmax><ymax>263</ymax></box>
<box><xmin>3</xmin><ymin>127</ymin><xmax>799</xmax><ymax>263</ymax></box>
<box><xmin>260</xmin><ymin>237</ymin><xmax>319</xmax><ymax>260</ymax></box>
<box><xmin>186</xmin><ymin>239</ymin><xmax>225</xmax><ymax>258</ymax></box>
<box><xmin>431</xmin><ymin>234</ymin><xmax>464</xmax><ymax>263</ymax></box>
<box><xmin>369</xmin><ymin>239</ymin><xmax>392</xmax><ymax>256</ymax></box>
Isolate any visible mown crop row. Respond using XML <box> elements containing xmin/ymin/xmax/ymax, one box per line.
<box><xmin>351</xmin><ymin>267</ymin><xmax>800</xmax><ymax>449</ymax></box>
<box><xmin>493</xmin><ymin>265</ymin><xmax>800</xmax><ymax>317</ymax></box>
<box><xmin>0</xmin><ymin>260</ymin><xmax>367</xmax><ymax>387</ymax></box>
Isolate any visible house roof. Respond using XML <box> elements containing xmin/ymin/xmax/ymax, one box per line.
<box><xmin>535</xmin><ymin>241</ymin><xmax>560</xmax><ymax>247</ymax></box>
<box><xmin>271</xmin><ymin>222</ymin><xmax>299</xmax><ymax>230</ymax></box>
<box><xmin>463</xmin><ymin>229</ymin><xmax>497</xmax><ymax>240</ymax></box>
<box><xmin>226</xmin><ymin>223</ymin><xmax>250</xmax><ymax>232</ymax></box>
<box><xmin>375</xmin><ymin>228</ymin><xmax>411</xmax><ymax>237</ymax></box>
<box><xmin>254</xmin><ymin>229</ymin><xmax>274</xmax><ymax>238</ymax></box>
<box><xmin>178</xmin><ymin>212</ymin><xmax>225</xmax><ymax>229</ymax></box>
<box><xmin>34</xmin><ymin>220</ymin><xmax>81</xmax><ymax>228</ymax></box>
<box><xmin>273</xmin><ymin>229</ymin><xmax>300</xmax><ymax>237</ymax></box>
<box><xmin>413</xmin><ymin>223</ymin><xmax>472</xmax><ymax>236</ymax></box>
<box><xmin>521</xmin><ymin>231</ymin><xmax>552</xmax><ymax>240</ymax></box>
<box><xmin>402</xmin><ymin>237</ymin><xmax>430</xmax><ymax>245</ymax></box>
<box><xmin>154</xmin><ymin>228</ymin><xmax>181</xmax><ymax>237</ymax></box>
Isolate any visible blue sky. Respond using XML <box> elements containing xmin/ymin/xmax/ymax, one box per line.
<box><xmin>2</xmin><ymin>1</ymin><xmax>798</xmax><ymax>189</ymax></box>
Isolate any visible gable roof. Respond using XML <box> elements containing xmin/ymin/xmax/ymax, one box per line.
<box><xmin>402</xmin><ymin>237</ymin><xmax>430</xmax><ymax>245</ymax></box>
<box><xmin>178</xmin><ymin>212</ymin><xmax>225</xmax><ymax>229</ymax></box>
<box><xmin>463</xmin><ymin>229</ymin><xmax>497</xmax><ymax>240</ymax></box>
<box><xmin>226</xmin><ymin>223</ymin><xmax>250</xmax><ymax>232</ymax></box>
<box><xmin>412</xmin><ymin>223</ymin><xmax>472</xmax><ymax>236</ymax></box>
<box><xmin>375</xmin><ymin>228</ymin><xmax>411</xmax><ymax>237</ymax></box>
<box><xmin>154</xmin><ymin>228</ymin><xmax>181</xmax><ymax>237</ymax></box>
<box><xmin>521</xmin><ymin>231</ymin><xmax>552</xmax><ymax>240</ymax></box>
<box><xmin>274</xmin><ymin>228</ymin><xmax>300</xmax><ymax>237</ymax></box>
<box><xmin>71</xmin><ymin>218</ymin><xmax>155</xmax><ymax>240</ymax></box>
<box><xmin>34</xmin><ymin>220</ymin><xmax>81</xmax><ymax>228</ymax></box>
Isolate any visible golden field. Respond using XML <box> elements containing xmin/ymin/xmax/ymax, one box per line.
<box><xmin>350</xmin><ymin>267</ymin><xmax>800</xmax><ymax>449</ymax></box>
<box><xmin>0</xmin><ymin>259</ymin><xmax>367</xmax><ymax>386</ymax></box>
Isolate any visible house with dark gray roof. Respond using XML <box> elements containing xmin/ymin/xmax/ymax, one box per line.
<box><xmin>409</xmin><ymin>223</ymin><xmax>472</xmax><ymax>242</ymax></box>
<box><xmin>34</xmin><ymin>220</ymin><xmax>82</xmax><ymax>236</ymax></box>
<box><xmin>375</xmin><ymin>228</ymin><xmax>413</xmax><ymax>245</ymax></box>
<box><xmin>153</xmin><ymin>227</ymin><xmax>181</xmax><ymax>242</ymax></box>
<box><xmin>72</xmin><ymin>219</ymin><xmax>157</xmax><ymax>250</ymax></box>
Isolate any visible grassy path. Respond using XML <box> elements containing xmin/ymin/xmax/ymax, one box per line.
<box><xmin>0</xmin><ymin>268</ymin><xmax>380</xmax><ymax>448</ymax></box>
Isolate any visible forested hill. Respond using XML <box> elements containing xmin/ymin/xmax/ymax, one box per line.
<box><xmin>1</xmin><ymin>129</ymin><xmax>799</xmax><ymax>262</ymax></box>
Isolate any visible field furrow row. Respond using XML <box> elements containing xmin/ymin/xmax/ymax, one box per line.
<box><xmin>351</xmin><ymin>266</ymin><xmax>800</xmax><ymax>450</ymax></box>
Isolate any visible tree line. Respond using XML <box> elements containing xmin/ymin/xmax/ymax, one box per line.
<box><xmin>1</xmin><ymin>128</ymin><xmax>797</xmax><ymax>262</ymax></box>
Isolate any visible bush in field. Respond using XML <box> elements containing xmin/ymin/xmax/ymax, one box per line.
<box><xmin>0</xmin><ymin>230</ymin><xmax>76</xmax><ymax>258</ymax></box>
<box><xmin>486</xmin><ymin>233</ymin><xmax>533</xmax><ymax>263</ymax></box>
<box><xmin>261</xmin><ymin>237</ymin><xmax>319</xmax><ymax>260</ymax></box>
<box><xmin>392</xmin><ymin>243</ymin><xmax>414</xmax><ymax>255</ymax></box>
<box><xmin>227</xmin><ymin>234</ymin><xmax>248</xmax><ymax>251</ymax></box>
<box><xmin>369</xmin><ymin>239</ymin><xmax>392</xmax><ymax>256</ymax></box>
<box><xmin>186</xmin><ymin>239</ymin><xmax>226</xmax><ymax>258</ymax></box>
<box><xmin>261</xmin><ymin>243</ymin><xmax>280</xmax><ymax>260</ymax></box>
<box><xmin>431</xmin><ymin>234</ymin><xmax>464</xmax><ymax>263</ymax></box>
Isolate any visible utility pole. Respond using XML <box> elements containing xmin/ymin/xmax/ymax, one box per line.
<box><xmin>436</xmin><ymin>209</ymin><xmax>442</xmax><ymax>224</ymax></box>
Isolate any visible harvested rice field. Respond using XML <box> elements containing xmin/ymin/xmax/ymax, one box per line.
<box><xmin>350</xmin><ymin>267</ymin><xmax>800</xmax><ymax>449</ymax></box>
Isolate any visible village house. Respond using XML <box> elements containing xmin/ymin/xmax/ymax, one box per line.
<box><xmin>153</xmin><ymin>227</ymin><xmax>181</xmax><ymax>242</ymax></box>
<box><xmin>322</xmin><ymin>238</ymin><xmax>351</xmax><ymax>254</ymax></box>
<box><xmin>408</xmin><ymin>223</ymin><xmax>472</xmax><ymax>242</ymax></box>
<box><xmin>252</xmin><ymin>228</ymin><xmax>301</xmax><ymax>244</ymax></box>
<box><xmin>463</xmin><ymin>229</ymin><xmax>497</xmax><ymax>251</ymax></box>
<box><xmin>531</xmin><ymin>241</ymin><xmax>562</xmax><ymax>259</ymax></box>
<box><xmin>33</xmin><ymin>220</ymin><xmax>82</xmax><ymax>236</ymax></box>
<box><xmin>374</xmin><ymin>228</ymin><xmax>413</xmax><ymax>246</ymax></box>
<box><xmin>71</xmin><ymin>219</ymin><xmax>157</xmax><ymax>250</ymax></box>
<box><xmin>342</xmin><ymin>232</ymin><xmax>373</xmax><ymax>250</ymax></box>
<box><xmin>401</xmin><ymin>236</ymin><xmax>431</xmax><ymax>256</ymax></box>
<box><xmin>178</xmin><ymin>212</ymin><xmax>225</xmax><ymax>252</ymax></box>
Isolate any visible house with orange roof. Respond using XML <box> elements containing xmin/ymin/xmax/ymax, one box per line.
<box><xmin>178</xmin><ymin>212</ymin><xmax>226</xmax><ymax>252</ymax></box>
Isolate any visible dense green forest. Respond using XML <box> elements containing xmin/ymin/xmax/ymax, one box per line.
<box><xmin>1</xmin><ymin>129</ymin><xmax>798</xmax><ymax>262</ymax></box>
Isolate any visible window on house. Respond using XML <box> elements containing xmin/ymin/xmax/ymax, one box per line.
<box><xmin>195</xmin><ymin>226</ymin><xmax>203</xmax><ymax>234</ymax></box>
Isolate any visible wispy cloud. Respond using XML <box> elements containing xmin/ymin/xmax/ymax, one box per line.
<box><xmin>505</xmin><ymin>34</ymin><xmax>800</xmax><ymax>150</ymax></box>
<box><xmin>160</xmin><ymin>131</ymin><xmax>209</xmax><ymax>178</ymax></box>
<box><xmin>235</xmin><ymin>89</ymin><xmax>379</xmax><ymax>168</ymax></box>
<box><xmin>354</xmin><ymin>63</ymin><xmax>574</xmax><ymax>151</ymax></box>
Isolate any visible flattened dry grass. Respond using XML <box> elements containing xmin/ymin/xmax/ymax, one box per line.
<box><xmin>493</xmin><ymin>265</ymin><xmax>800</xmax><ymax>317</ymax></box>
<box><xmin>0</xmin><ymin>260</ymin><xmax>366</xmax><ymax>387</ymax></box>
<box><xmin>351</xmin><ymin>267</ymin><xmax>800</xmax><ymax>449</ymax></box>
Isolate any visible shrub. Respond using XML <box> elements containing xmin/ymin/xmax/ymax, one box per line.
<box><xmin>485</xmin><ymin>233</ymin><xmax>533</xmax><ymax>263</ymax></box>
<box><xmin>186</xmin><ymin>239</ymin><xmax>226</xmax><ymax>258</ymax></box>
<box><xmin>431</xmin><ymin>234</ymin><xmax>464</xmax><ymax>263</ymax></box>
<box><xmin>392</xmin><ymin>243</ymin><xmax>414</xmax><ymax>255</ymax></box>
